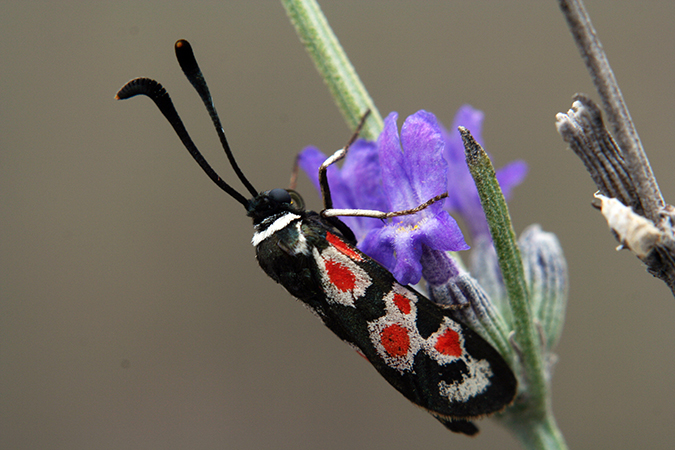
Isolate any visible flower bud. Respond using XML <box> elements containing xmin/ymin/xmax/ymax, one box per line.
<box><xmin>519</xmin><ymin>224</ymin><xmax>568</xmax><ymax>351</ymax></box>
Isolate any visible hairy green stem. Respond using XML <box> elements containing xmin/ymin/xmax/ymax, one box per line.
<box><xmin>460</xmin><ymin>127</ymin><xmax>567</xmax><ymax>450</ymax></box>
<box><xmin>505</xmin><ymin>414</ymin><xmax>568</xmax><ymax>450</ymax></box>
<box><xmin>281</xmin><ymin>0</ymin><xmax>383</xmax><ymax>139</ymax></box>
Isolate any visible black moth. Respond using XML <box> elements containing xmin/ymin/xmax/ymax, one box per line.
<box><xmin>116</xmin><ymin>39</ymin><xmax>517</xmax><ymax>436</ymax></box>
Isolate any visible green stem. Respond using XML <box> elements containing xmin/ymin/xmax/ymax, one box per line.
<box><xmin>460</xmin><ymin>127</ymin><xmax>567</xmax><ymax>450</ymax></box>
<box><xmin>281</xmin><ymin>0</ymin><xmax>383</xmax><ymax>139</ymax></box>
<box><xmin>506</xmin><ymin>413</ymin><xmax>567</xmax><ymax>450</ymax></box>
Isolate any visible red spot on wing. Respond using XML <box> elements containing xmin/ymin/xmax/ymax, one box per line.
<box><xmin>326</xmin><ymin>232</ymin><xmax>362</xmax><ymax>261</ymax></box>
<box><xmin>392</xmin><ymin>293</ymin><xmax>411</xmax><ymax>314</ymax></box>
<box><xmin>435</xmin><ymin>328</ymin><xmax>462</xmax><ymax>357</ymax></box>
<box><xmin>381</xmin><ymin>324</ymin><xmax>410</xmax><ymax>357</ymax></box>
<box><xmin>325</xmin><ymin>259</ymin><xmax>356</xmax><ymax>292</ymax></box>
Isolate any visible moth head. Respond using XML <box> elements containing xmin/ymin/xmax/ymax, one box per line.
<box><xmin>246</xmin><ymin>188</ymin><xmax>305</xmax><ymax>223</ymax></box>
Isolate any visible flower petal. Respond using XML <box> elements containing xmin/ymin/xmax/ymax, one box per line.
<box><xmin>379</xmin><ymin>111</ymin><xmax>447</xmax><ymax>212</ymax></box>
<box><xmin>497</xmin><ymin>160</ymin><xmax>528</xmax><ymax>201</ymax></box>
<box><xmin>440</xmin><ymin>105</ymin><xmax>483</xmax><ymax>217</ymax></box>
<box><xmin>340</xmin><ymin>140</ymin><xmax>386</xmax><ymax>212</ymax></box>
<box><xmin>297</xmin><ymin>143</ymin><xmax>385</xmax><ymax>242</ymax></box>
<box><xmin>378</xmin><ymin>112</ymin><xmax>413</xmax><ymax>211</ymax></box>
<box><xmin>440</xmin><ymin>105</ymin><xmax>528</xmax><ymax>239</ymax></box>
<box><xmin>419</xmin><ymin>210</ymin><xmax>470</xmax><ymax>253</ymax></box>
<box><xmin>361</xmin><ymin>209</ymin><xmax>468</xmax><ymax>285</ymax></box>
<box><xmin>399</xmin><ymin>111</ymin><xmax>447</xmax><ymax>210</ymax></box>
<box><xmin>296</xmin><ymin>146</ymin><xmax>327</xmax><ymax>195</ymax></box>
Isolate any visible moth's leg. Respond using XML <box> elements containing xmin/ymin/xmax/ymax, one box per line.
<box><xmin>319</xmin><ymin>110</ymin><xmax>371</xmax><ymax>209</ymax></box>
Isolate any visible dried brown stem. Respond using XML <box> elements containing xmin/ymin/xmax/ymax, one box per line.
<box><xmin>556</xmin><ymin>0</ymin><xmax>675</xmax><ymax>295</ymax></box>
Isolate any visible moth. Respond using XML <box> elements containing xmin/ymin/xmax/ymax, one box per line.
<box><xmin>116</xmin><ymin>39</ymin><xmax>517</xmax><ymax>436</ymax></box>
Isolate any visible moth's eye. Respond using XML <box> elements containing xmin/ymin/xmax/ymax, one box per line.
<box><xmin>268</xmin><ymin>188</ymin><xmax>292</xmax><ymax>204</ymax></box>
<box><xmin>287</xmin><ymin>190</ymin><xmax>305</xmax><ymax>211</ymax></box>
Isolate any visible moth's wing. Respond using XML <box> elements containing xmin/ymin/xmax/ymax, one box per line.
<box><xmin>346</xmin><ymin>248</ymin><xmax>517</xmax><ymax>424</ymax></box>
<box><xmin>264</xmin><ymin>218</ymin><xmax>517</xmax><ymax>433</ymax></box>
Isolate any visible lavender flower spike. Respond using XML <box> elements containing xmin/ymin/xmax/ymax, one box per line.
<box><xmin>296</xmin><ymin>140</ymin><xmax>385</xmax><ymax>242</ymax></box>
<box><xmin>442</xmin><ymin>105</ymin><xmax>528</xmax><ymax>239</ymax></box>
<box><xmin>359</xmin><ymin>111</ymin><xmax>469</xmax><ymax>285</ymax></box>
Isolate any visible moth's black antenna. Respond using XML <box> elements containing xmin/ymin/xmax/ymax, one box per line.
<box><xmin>116</xmin><ymin>77</ymin><xmax>250</xmax><ymax>208</ymax></box>
<box><xmin>174</xmin><ymin>39</ymin><xmax>258</xmax><ymax>198</ymax></box>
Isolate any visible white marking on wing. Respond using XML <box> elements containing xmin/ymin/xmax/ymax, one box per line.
<box><xmin>438</xmin><ymin>358</ymin><xmax>493</xmax><ymax>403</ymax></box>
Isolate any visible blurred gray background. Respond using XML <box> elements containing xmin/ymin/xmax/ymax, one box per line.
<box><xmin>2</xmin><ymin>1</ymin><xmax>675</xmax><ymax>449</ymax></box>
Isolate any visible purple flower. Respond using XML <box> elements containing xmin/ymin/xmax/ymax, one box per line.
<box><xmin>358</xmin><ymin>111</ymin><xmax>469</xmax><ymax>285</ymax></box>
<box><xmin>441</xmin><ymin>105</ymin><xmax>528</xmax><ymax>238</ymax></box>
<box><xmin>299</xmin><ymin>110</ymin><xmax>469</xmax><ymax>285</ymax></box>
<box><xmin>296</xmin><ymin>140</ymin><xmax>385</xmax><ymax>243</ymax></box>
<box><xmin>297</xmin><ymin>107</ymin><xmax>527</xmax><ymax>286</ymax></box>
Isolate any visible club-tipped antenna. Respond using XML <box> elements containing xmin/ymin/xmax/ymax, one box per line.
<box><xmin>115</xmin><ymin>77</ymin><xmax>250</xmax><ymax>208</ymax></box>
<box><xmin>174</xmin><ymin>39</ymin><xmax>258</xmax><ymax>198</ymax></box>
